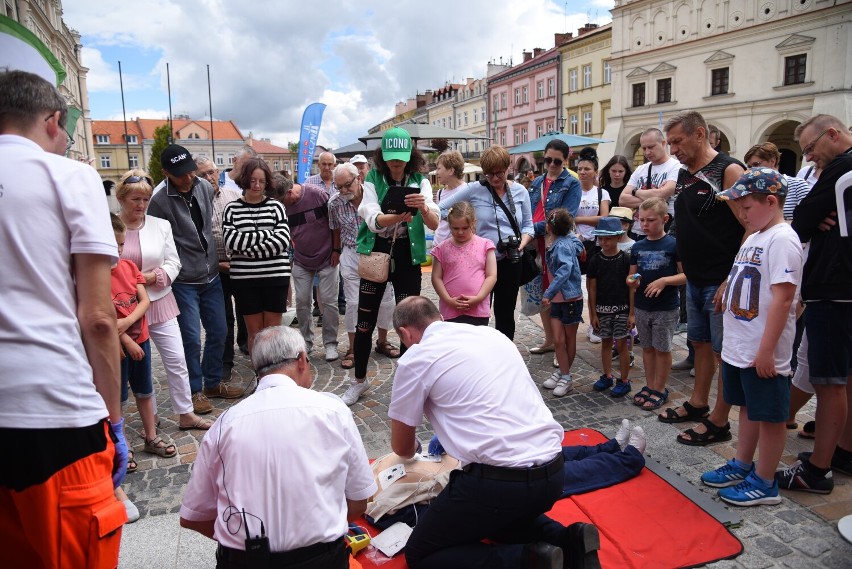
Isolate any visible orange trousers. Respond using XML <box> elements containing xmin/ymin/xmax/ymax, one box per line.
<box><xmin>0</xmin><ymin>423</ymin><xmax>126</xmax><ymax>568</ymax></box>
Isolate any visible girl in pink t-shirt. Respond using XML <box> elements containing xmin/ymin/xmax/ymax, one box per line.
<box><xmin>430</xmin><ymin>201</ymin><xmax>497</xmax><ymax>325</ymax></box>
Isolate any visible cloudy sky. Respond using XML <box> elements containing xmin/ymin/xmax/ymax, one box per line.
<box><xmin>63</xmin><ymin>0</ymin><xmax>613</xmax><ymax>150</ymax></box>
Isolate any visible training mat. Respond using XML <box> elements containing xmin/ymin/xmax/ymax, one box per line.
<box><xmin>356</xmin><ymin>429</ymin><xmax>743</xmax><ymax>568</ymax></box>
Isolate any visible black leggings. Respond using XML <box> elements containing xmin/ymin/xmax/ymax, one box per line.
<box><xmin>354</xmin><ymin>237</ymin><xmax>421</xmax><ymax>379</ymax></box>
<box><xmin>492</xmin><ymin>257</ymin><xmax>522</xmax><ymax>340</ymax></box>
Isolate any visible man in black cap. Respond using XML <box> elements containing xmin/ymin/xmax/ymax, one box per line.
<box><xmin>148</xmin><ymin>144</ymin><xmax>243</xmax><ymax>415</ymax></box>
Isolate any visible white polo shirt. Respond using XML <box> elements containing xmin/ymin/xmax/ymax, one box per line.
<box><xmin>180</xmin><ymin>374</ymin><xmax>377</xmax><ymax>552</ymax></box>
<box><xmin>0</xmin><ymin>135</ymin><xmax>117</xmax><ymax>429</ymax></box>
<box><xmin>389</xmin><ymin>321</ymin><xmax>563</xmax><ymax>468</ymax></box>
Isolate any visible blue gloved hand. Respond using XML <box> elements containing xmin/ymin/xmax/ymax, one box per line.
<box><xmin>109</xmin><ymin>418</ymin><xmax>128</xmax><ymax>488</ymax></box>
<box><xmin>428</xmin><ymin>435</ymin><xmax>446</xmax><ymax>456</ymax></box>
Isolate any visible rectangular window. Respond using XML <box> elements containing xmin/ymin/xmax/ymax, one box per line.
<box><xmin>569</xmin><ymin>69</ymin><xmax>578</xmax><ymax>92</ymax></box>
<box><xmin>603</xmin><ymin>61</ymin><xmax>612</xmax><ymax>84</ymax></box>
<box><xmin>96</xmin><ymin>134</ymin><xmax>109</xmax><ymax>144</ymax></box>
<box><xmin>656</xmin><ymin>78</ymin><xmax>672</xmax><ymax>103</ymax></box>
<box><xmin>522</xmin><ymin>127</ymin><xmax>527</xmax><ymax>143</ymax></box>
<box><xmin>570</xmin><ymin>114</ymin><xmax>578</xmax><ymax>135</ymax></box>
<box><xmin>216</xmin><ymin>153</ymin><xmax>224</xmax><ymax>166</ymax></box>
<box><xmin>522</xmin><ymin>85</ymin><xmax>528</xmax><ymax>103</ymax></box>
<box><xmin>537</xmin><ymin>124</ymin><xmax>543</xmax><ymax>138</ymax></box>
<box><xmin>99</xmin><ymin>154</ymin><xmax>110</xmax><ymax>168</ymax></box>
<box><xmin>227</xmin><ymin>153</ymin><xmax>235</xmax><ymax>165</ymax></box>
<box><xmin>784</xmin><ymin>54</ymin><xmax>807</xmax><ymax>85</ymax></box>
<box><xmin>514</xmin><ymin>129</ymin><xmax>519</xmax><ymax>145</ymax></box>
<box><xmin>464</xmin><ymin>111</ymin><xmax>468</xmax><ymax>126</ymax></box>
<box><xmin>548</xmin><ymin>78</ymin><xmax>555</xmax><ymax>96</ymax></box>
<box><xmin>501</xmin><ymin>93</ymin><xmax>507</xmax><ymax>109</ymax></box>
<box><xmin>274</xmin><ymin>161</ymin><xmax>280</xmax><ymax>170</ymax></box>
<box><xmin>125</xmin><ymin>134</ymin><xmax>138</xmax><ymax>144</ymax></box>
<box><xmin>128</xmin><ymin>154</ymin><xmax>139</xmax><ymax>168</ymax></box>
<box><xmin>583</xmin><ymin>112</ymin><xmax>592</xmax><ymax>134</ymax></box>
<box><xmin>546</xmin><ymin>122</ymin><xmax>553</xmax><ymax>132</ymax></box>
<box><xmin>711</xmin><ymin>68</ymin><xmax>729</xmax><ymax>95</ymax></box>
<box><xmin>500</xmin><ymin>130</ymin><xmax>506</xmax><ymax>146</ymax></box>
<box><xmin>493</xmin><ymin>94</ymin><xmax>499</xmax><ymax>111</ymax></box>
<box><xmin>481</xmin><ymin>107</ymin><xmax>486</xmax><ymax>122</ymax></box>
<box><xmin>632</xmin><ymin>83</ymin><xmax>646</xmax><ymax>107</ymax></box>
<box><xmin>514</xmin><ymin>88</ymin><xmax>521</xmax><ymax>105</ymax></box>
<box><xmin>537</xmin><ymin>81</ymin><xmax>544</xmax><ymax>99</ymax></box>
<box><xmin>583</xmin><ymin>65</ymin><xmax>592</xmax><ymax>89</ymax></box>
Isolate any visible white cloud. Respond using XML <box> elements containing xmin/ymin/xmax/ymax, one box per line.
<box><xmin>63</xmin><ymin>0</ymin><xmax>613</xmax><ymax>148</ymax></box>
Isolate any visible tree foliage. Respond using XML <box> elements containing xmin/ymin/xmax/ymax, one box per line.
<box><xmin>148</xmin><ymin>124</ymin><xmax>172</xmax><ymax>185</ymax></box>
<box><xmin>430</xmin><ymin>138</ymin><xmax>449</xmax><ymax>153</ymax></box>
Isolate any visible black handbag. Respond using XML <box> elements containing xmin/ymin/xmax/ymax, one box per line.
<box><xmin>485</xmin><ymin>182</ymin><xmax>540</xmax><ymax>286</ymax></box>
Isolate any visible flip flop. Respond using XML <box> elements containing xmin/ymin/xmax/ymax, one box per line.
<box><xmin>179</xmin><ymin>416</ymin><xmax>214</xmax><ymax>431</ymax></box>
<box><xmin>798</xmin><ymin>420</ymin><xmax>816</xmax><ymax>439</ymax></box>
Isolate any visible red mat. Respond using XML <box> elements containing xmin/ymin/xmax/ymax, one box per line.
<box><xmin>356</xmin><ymin>429</ymin><xmax>742</xmax><ymax>568</ymax></box>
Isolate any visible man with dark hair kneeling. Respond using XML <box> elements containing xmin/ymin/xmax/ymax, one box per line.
<box><xmin>389</xmin><ymin>296</ymin><xmax>601</xmax><ymax>569</ymax></box>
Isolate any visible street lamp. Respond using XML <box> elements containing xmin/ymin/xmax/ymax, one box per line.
<box><xmin>557</xmin><ymin>115</ymin><xmax>567</xmax><ymax>133</ymax></box>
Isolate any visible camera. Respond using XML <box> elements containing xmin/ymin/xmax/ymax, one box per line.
<box><xmin>497</xmin><ymin>235</ymin><xmax>522</xmax><ymax>263</ymax></box>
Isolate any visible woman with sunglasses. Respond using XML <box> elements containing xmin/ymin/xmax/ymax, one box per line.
<box><xmin>527</xmin><ymin>139</ymin><xmax>583</xmax><ymax>354</ymax></box>
<box><xmin>116</xmin><ymin>170</ymin><xmax>213</xmax><ymax>433</ymax></box>
<box><xmin>439</xmin><ymin>145</ymin><xmax>534</xmax><ymax>340</ymax></box>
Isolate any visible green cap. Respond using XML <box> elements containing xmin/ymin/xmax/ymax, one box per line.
<box><xmin>381</xmin><ymin>127</ymin><xmax>413</xmax><ymax>162</ymax></box>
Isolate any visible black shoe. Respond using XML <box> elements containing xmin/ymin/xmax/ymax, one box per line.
<box><xmin>562</xmin><ymin>523</ymin><xmax>601</xmax><ymax>569</ymax></box>
<box><xmin>775</xmin><ymin>460</ymin><xmax>834</xmax><ymax>494</ymax></box>
<box><xmin>339</xmin><ymin>304</ymin><xmax>346</xmax><ymax>315</ymax></box>
<box><xmin>522</xmin><ymin>542</ymin><xmax>563</xmax><ymax>569</ymax></box>
<box><xmin>238</xmin><ymin>343</ymin><xmax>249</xmax><ymax>355</ymax></box>
<box><xmin>797</xmin><ymin>451</ymin><xmax>852</xmax><ymax>476</ymax></box>
<box><xmin>312</xmin><ymin>305</ymin><xmax>320</xmax><ymax>317</ymax></box>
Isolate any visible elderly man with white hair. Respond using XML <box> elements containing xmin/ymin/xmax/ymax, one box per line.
<box><xmin>306</xmin><ymin>151</ymin><xmax>338</xmax><ymax>195</ymax></box>
<box><xmin>329</xmin><ymin>163</ymin><xmax>399</xmax><ymax>372</ymax></box>
<box><xmin>180</xmin><ymin>325</ymin><xmax>376</xmax><ymax>568</ymax></box>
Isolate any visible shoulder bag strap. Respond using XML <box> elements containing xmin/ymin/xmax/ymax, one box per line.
<box><xmin>487</xmin><ymin>184</ymin><xmax>522</xmax><ymax>239</ymax></box>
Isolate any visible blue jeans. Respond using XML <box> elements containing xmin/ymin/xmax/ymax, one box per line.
<box><xmin>172</xmin><ymin>277</ymin><xmax>227</xmax><ymax>393</ymax></box>
<box><xmin>685</xmin><ymin>280</ymin><xmax>724</xmax><ymax>354</ymax></box>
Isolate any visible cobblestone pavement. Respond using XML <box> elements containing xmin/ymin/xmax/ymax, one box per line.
<box><xmin>122</xmin><ymin>275</ymin><xmax>851</xmax><ymax>567</ymax></box>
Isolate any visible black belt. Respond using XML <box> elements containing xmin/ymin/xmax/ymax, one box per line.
<box><xmin>216</xmin><ymin>538</ymin><xmax>345</xmax><ymax>567</ymax></box>
<box><xmin>462</xmin><ymin>453</ymin><xmax>564</xmax><ymax>482</ymax></box>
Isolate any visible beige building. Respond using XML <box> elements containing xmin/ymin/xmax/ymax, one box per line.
<box><xmin>560</xmin><ymin>24</ymin><xmax>613</xmax><ymax>159</ymax></box>
<box><xmin>602</xmin><ymin>0</ymin><xmax>852</xmax><ymax>174</ymax></box>
<box><xmin>427</xmin><ymin>84</ymin><xmax>461</xmax><ymax>132</ymax></box>
<box><xmin>452</xmin><ymin>77</ymin><xmax>489</xmax><ymax>159</ymax></box>
<box><xmin>5</xmin><ymin>0</ymin><xmax>95</xmax><ymax>162</ymax></box>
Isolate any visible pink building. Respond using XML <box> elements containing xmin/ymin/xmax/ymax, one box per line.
<box><xmin>487</xmin><ymin>34</ymin><xmax>573</xmax><ymax>175</ymax></box>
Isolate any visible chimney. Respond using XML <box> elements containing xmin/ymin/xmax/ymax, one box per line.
<box><xmin>578</xmin><ymin>23</ymin><xmax>599</xmax><ymax>36</ymax></box>
<box><xmin>533</xmin><ymin>47</ymin><xmax>544</xmax><ymax>57</ymax></box>
<box><xmin>555</xmin><ymin>32</ymin><xmax>574</xmax><ymax>46</ymax></box>
<box><xmin>522</xmin><ymin>50</ymin><xmax>532</xmax><ymax>62</ymax></box>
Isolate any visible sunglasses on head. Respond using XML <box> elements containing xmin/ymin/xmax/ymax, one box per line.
<box><xmin>544</xmin><ymin>157</ymin><xmax>563</xmax><ymax>167</ymax></box>
<box><xmin>126</xmin><ymin>175</ymin><xmax>153</xmax><ymax>186</ymax></box>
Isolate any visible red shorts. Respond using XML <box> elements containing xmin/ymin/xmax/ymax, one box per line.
<box><xmin>0</xmin><ymin>422</ymin><xmax>126</xmax><ymax>568</ymax></box>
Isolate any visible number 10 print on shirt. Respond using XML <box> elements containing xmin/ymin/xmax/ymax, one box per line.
<box><xmin>723</xmin><ymin>265</ymin><xmax>761</xmax><ymax>322</ymax></box>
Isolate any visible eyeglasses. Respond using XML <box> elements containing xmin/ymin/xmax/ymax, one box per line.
<box><xmin>44</xmin><ymin>112</ymin><xmax>74</xmax><ymax>152</ymax></box>
<box><xmin>199</xmin><ymin>169</ymin><xmax>218</xmax><ymax>177</ymax></box>
<box><xmin>485</xmin><ymin>170</ymin><xmax>507</xmax><ymax>178</ymax></box>
<box><xmin>543</xmin><ymin>157</ymin><xmax>564</xmax><ymax>167</ymax></box>
<box><xmin>125</xmin><ymin>175</ymin><xmax>153</xmax><ymax>186</ymax></box>
<box><xmin>338</xmin><ymin>177</ymin><xmax>358</xmax><ymax>192</ymax></box>
<box><xmin>802</xmin><ymin>129</ymin><xmax>830</xmax><ymax>156</ymax></box>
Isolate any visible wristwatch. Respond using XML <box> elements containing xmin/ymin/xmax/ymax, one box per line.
<box><xmin>631</xmin><ymin>187</ymin><xmax>639</xmax><ymax>197</ymax></box>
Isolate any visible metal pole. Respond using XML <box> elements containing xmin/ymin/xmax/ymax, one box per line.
<box><xmin>118</xmin><ymin>61</ymin><xmax>131</xmax><ymax>168</ymax></box>
<box><xmin>207</xmin><ymin>64</ymin><xmax>215</xmax><ymax>159</ymax></box>
<box><xmin>166</xmin><ymin>63</ymin><xmax>173</xmax><ymax>143</ymax></box>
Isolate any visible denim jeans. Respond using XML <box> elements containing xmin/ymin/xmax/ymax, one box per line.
<box><xmin>685</xmin><ymin>280</ymin><xmax>724</xmax><ymax>354</ymax></box>
<box><xmin>171</xmin><ymin>276</ymin><xmax>227</xmax><ymax>393</ymax></box>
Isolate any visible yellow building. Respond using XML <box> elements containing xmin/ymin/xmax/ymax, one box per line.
<box><xmin>452</xmin><ymin>77</ymin><xmax>489</xmax><ymax>160</ymax></box>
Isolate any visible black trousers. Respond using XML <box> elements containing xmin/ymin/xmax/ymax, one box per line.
<box><xmin>493</xmin><ymin>258</ymin><xmax>522</xmax><ymax>340</ymax></box>
<box><xmin>220</xmin><ymin>272</ymin><xmax>247</xmax><ymax>366</ymax></box>
<box><xmin>215</xmin><ymin>539</ymin><xmax>347</xmax><ymax>569</ymax></box>
<box><xmin>354</xmin><ymin>237</ymin><xmax>421</xmax><ymax>379</ymax></box>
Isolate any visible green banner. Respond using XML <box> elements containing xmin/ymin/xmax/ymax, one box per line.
<box><xmin>0</xmin><ymin>14</ymin><xmax>66</xmax><ymax>85</ymax></box>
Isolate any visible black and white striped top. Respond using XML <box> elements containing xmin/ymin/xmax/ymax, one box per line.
<box><xmin>222</xmin><ymin>198</ymin><xmax>291</xmax><ymax>283</ymax></box>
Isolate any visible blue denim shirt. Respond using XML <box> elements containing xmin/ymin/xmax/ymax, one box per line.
<box><xmin>529</xmin><ymin>170</ymin><xmax>582</xmax><ymax>237</ymax></box>
<box><xmin>439</xmin><ymin>181</ymin><xmax>533</xmax><ymax>260</ymax></box>
<box><xmin>544</xmin><ymin>234</ymin><xmax>584</xmax><ymax>300</ymax></box>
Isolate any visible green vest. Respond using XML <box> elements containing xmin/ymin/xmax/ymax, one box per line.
<box><xmin>356</xmin><ymin>170</ymin><xmax>427</xmax><ymax>265</ymax></box>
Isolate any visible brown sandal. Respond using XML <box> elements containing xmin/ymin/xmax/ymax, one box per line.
<box><xmin>341</xmin><ymin>351</ymin><xmax>355</xmax><ymax>369</ymax></box>
<box><xmin>143</xmin><ymin>436</ymin><xmax>177</xmax><ymax>458</ymax></box>
<box><xmin>375</xmin><ymin>341</ymin><xmax>401</xmax><ymax>359</ymax></box>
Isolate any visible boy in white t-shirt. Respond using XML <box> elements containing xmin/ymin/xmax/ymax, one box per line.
<box><xmin>700</xmin><ymin>168</ymin><xmax>803</xmax><ymax>506</ymax></box>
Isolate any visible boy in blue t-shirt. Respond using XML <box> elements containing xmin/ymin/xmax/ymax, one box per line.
<box><xmin>628</xmin><ymin>198</ymin><xmax>685</xmax><ymax>411</ymax></box>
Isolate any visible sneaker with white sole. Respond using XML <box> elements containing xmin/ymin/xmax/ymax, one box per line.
<box><xmin>341</xmin><ymin>381</ymin><xmax>369</xmax><ymax>406</ymax></box>
<box><xmin>775</xmin><ymin>460</ymin><xmax>834</xmax><ymax>494</ymax></box>
<box><xmin>325</xmin><ymin>345</ymin><xmax>339</xmax><ymax>362</ymax></box>
<box><xmin>615</xmin><ymin>419</ymin><xmax>631</xmax><ymax>449</ymax></box>
<box><xmin>719</xmin><ymin>473</ymin><xmax>781</xmax><ymax>506</ymax></box>
<box><xmin>543</xmin><ymin>371</ymin><xmax>561</xmax><ymax>389</ymax></box>
<box><xmin>552</xmin><ymin>374</ymin><xmax>574</xmax><ymax>397</ymax></box>
<box><xmin>701</xmin><ymin>459</ymin><xmax>754</xmax><ymax>488</ymax></box>
<box><xmin>628</xmin><ymin>426</ymin><xmax>646</xmax><ymax>454</ymax></box>
<box><xmin>588</xmin><ymin>330</ymin><xmax>602</xmax><ymax>344</ymax></box>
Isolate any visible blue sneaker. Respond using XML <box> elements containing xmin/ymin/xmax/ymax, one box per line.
<box><xmin>701</xmin><ymin>459</ymin><xmax>754</xmax><ymax>488</ymax></box>
<box><xmin>610</xmin><ymin>380</ymin><xmax>631</xmax><ymax>398</ymax></box>
<box><xmin>593</xmin><ymin>375</ymin><xmax>614</xmax><ymax>391</ymax></box>
<box><xmin>719</xmin><ymin>473</ymin><xmax>781</xmax><ymax>506</ymax></box>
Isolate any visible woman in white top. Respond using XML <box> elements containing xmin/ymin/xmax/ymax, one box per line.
<box><xmin>432</xmin><ymin>150</ymin><xmax>466</xmax><ymax>245</ymax></box>
<box><xmin>574</xmin><ymin>148</ymin><xmax>611</xmax><ymax>273</ymax></box>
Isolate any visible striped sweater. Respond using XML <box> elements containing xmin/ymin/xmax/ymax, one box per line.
<box><xmin>222</xmin><ymin>198</ymin><xmax>291</xmax><ymax>282</ymax></box>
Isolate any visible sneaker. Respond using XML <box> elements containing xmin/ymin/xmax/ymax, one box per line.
<box><xmin>325</xmin><ymin>345</ymin><xmax>339</xmax><ymax>362</ymax></box>
<box><xmin>561</xmin><ymin>522</ymin><xmax>601</xmax><ymax>569</ymax></box>
<box><xmin>629</xmin><ymin>353</ymin><xmax>635</xmax><ymax>367</ymax></box>
<box><xmin>615</xmin><ymin>419</ymin><xmax>631</xmax><ymax>449</ymax></box>
<box><xmin>593</xmin><ymin>374</ymin><xmax>614</xmax><ymax>391</ymax></box>
<box><xmin>191</xmin><ymin>391</ymin><xmax>213</xmax><ymax>414</ymax></box>
<box><xmin>797</xmin><ymin>451</ymin><xmax>852</xmax><ymax>476</ymax></box>
<box><xmin>671</xmin><ymin>358</ymin><xmax>693</xmax><ymax>371</ymax></box>
<box><xmin>690</xmin><ymin>367</ymin><xmax>695</xmax><ymax>377</ymax></box>
<box><xmin>701</xmin><ymin>459</ymin><xmax>754</xmax><ymax>488</ymax></box>
<box><xmin>123</xmin><ymin>499</ymin><xmax>140</xmax><ymax>524</ymax></box>
<box><xmin>776</xmin><ymin>460</ymin><xmax>833</xmax><ymax>493</ymax></box>
<box><xmin>676</xmin><ymin>322</ymin><xmax>688</xmax><ymax>334</ymax></box>
<box><xmin>203</xmin><ymin>381</ymin><xmax>244</xmax><ymax>399</ymax></box>
<box><xmin>543</xmin><ymin>371</ymin><xmax>561</xmax><ymax>389</ymax></box>
<box><xmin>588</xmin><ymin>330</ymin><xmax>602</xmax><ymax>344</ymax></box>
<box><xmin>610</xmin><ymin>380</ymin><xmax>631</xmax><ymax>398</ymax></box>
<box><xmin>522</xmin><ymin>542</ymin><xmax>563</xmax><ymax>569</ymax></box>
<box><xmin>341</xmin><ymin>381</ymin><xmax>370</xmax><ymax>406</ymax></box>
<box><xmin>552</xmin><ymin>375</ymin><xmax>574</xmax><ymax>397</ymax></box>
<box><xmin>628</xmin><ymin>426</ymin><xmax>647</xmax><ymax>454</ymax></box>
<box><xmin>719</xmin><ymin>473</ymin><xmax>781</xmax><ymax>506</ymax></box>
<box><xmin>611</xmin><ymin>346</ymin><xmax>619</xmax><ymax>360</ymax></box>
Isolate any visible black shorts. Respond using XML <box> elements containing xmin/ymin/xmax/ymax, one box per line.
<box><xmin>232</xmin><ymin>280</ymin><xmax>289</xmax><ymax>315</ymax></box>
